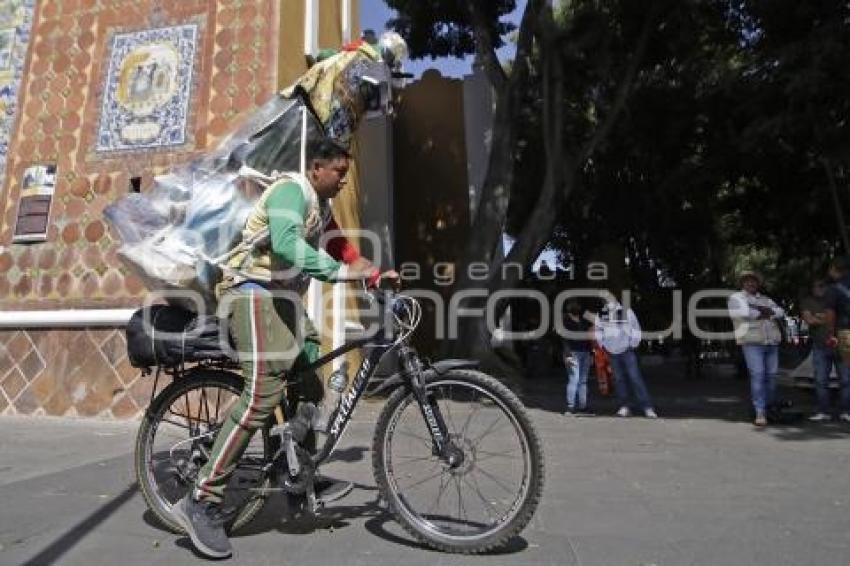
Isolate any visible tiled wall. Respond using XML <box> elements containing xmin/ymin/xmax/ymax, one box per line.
<box><xmin>0</xmin><ymin>0</ymin><xmax>36</xmax><ymax>189</ymax></box>
<box><xmin>0</xmin><ymin>0</ymin><xmax>280</xmax><ymax>418</ymax></box>
<box><xmin>0</xmin><ymin>0</ymin><xmax>279</xmax><ymax>310</ymax></box>
<box><xmin>0</xmin><ymin>1</ymin><xmax>368</xmax><ymax>419</ymax></box>
<box><xmin>0</xmin><ymin>327</ymin><xmax>159</xmax><ymax>418</ymax></box>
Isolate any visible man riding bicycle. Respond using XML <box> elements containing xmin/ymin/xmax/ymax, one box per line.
<box><xmin>173</xmin><ymin>138</ymin><xmax>399</xmax><ymax>558</ymax></box>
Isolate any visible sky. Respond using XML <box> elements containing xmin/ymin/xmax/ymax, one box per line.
<box><xmin>359</xmin><ymin>0</ymin><xmax>525</xmax><ymax>79</ymax></box>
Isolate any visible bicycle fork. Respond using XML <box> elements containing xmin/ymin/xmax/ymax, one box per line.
<box><xmin>399</xmin><ymin>346</ymin><xmax>465</xmax><ymax>469</ymax></box>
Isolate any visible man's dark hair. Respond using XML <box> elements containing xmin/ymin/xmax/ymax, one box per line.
<box><xmin>307</xmin><ymin>138</ymin><xmax>350</xmax><ymax>165</ymax></box>
<box><xmin>830</xmin><ymin>256</ymin><xmax>850</xmax><ymax>275</ymax></box>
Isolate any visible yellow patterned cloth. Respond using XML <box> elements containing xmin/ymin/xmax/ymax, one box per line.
<box><xmin>281</xmin><ymin>43</ymin><xmax>382</xmax><ymax>146</ymax></box>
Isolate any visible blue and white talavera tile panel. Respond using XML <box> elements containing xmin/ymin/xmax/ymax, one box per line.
<box><xmin>96</xmin><ymin>24</ymin><xmax>198</xmax><ymax>153</ymax></box>
<box><xmin>0</xmin><ymin>0</ymin><xmax>36</xmax><ymax>185</ymax></box>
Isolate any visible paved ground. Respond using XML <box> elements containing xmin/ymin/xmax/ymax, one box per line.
<box><xmin>2</xmin><ymin>359</ymin><xmax>850</xmax><ymax>566</ymax></box>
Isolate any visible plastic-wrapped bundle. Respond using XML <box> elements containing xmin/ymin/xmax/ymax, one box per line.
<box><xmin>105</xmin><ymin>39</ymin><xmax>402</xmax><ymax>312</ymax></box>
<box><xmin>105</xmin><ymin>96</ymin><xmax>325</xmax><ymax>312</ymax></box>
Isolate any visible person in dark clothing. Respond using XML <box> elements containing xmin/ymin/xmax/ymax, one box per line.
<box><xmin>561</xmin><ymin>300</ymin><xmax>594</xmax><ymax>415</ymax></box>
<box><xmin>801</xmin><ymin>279</ymin><xmax>837</xmax><ymax>421</ymax></box>
<box><xmin>822</xmin><ymin>257</ymin><xmax>850</xmax><ymax>422</ymax></box>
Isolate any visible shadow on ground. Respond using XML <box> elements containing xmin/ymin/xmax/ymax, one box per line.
<box><xmin>232</xmin><ymin>486</ymin><xmax>528</xmax><ymax>554</ymax></box>
<box><xmin>511</xmin><ymin>355</ymin><xmax>850</xmax><ymax>439</ymax></box>
<box><xmin>19</xmin><ymin>481</ymin><xmax>138</xmax><ymax>566</ymax></box>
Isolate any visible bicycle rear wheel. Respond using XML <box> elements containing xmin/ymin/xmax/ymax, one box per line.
<box><xmin>134</xmin><ymin>370</ymin><xmax>272</xmax><ymax>533</ymax></box>
<box><xmin>372</xmin><ymin>369</ymin><xmax>544</xmax><ymax>553</ymax></box>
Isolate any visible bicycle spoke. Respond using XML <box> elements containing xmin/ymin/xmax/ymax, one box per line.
<box><xmin>396</xmin><ymin>428</ymin><xmax>432</xmax><ymax>452</ymax></box>
<box><xmin>454</xmin><ymin>475</ymin><xmax>468</xmax><ymax>523</ymax></box>
<box><xmin>476</xmin><ymin>449</ymin><xmax>521</xmax><ymax>464</ymax></box>
<box><xmin>460</xmin><ymin>394</ymin><xmax>484</xmax><ymax>438</ymax></box>
<box><xmin>473</xmin><ymin>466</ymin><xmax>517</xmax><ymax>495</ymax></box>
<box><xmin>159</xmin><ymin>416</ymin><xmax>192</xmax><ymax>430</ymax></box>
<box><xmin>183</xmin><ymin>392</ymin><xmax>194</xmax><ymax>433</ymax></box>
<box><xmin>472</xmin><ymin>416</ymin><xmax>512</xmax><ymax>445</ymax></box>
<box><xmin>140</xmin><ymin>376</ymin><xmax>277</xmax><ymax>535</ymax></box>
<box><xmin>200</xmin><ymin>387</ymin><xmax>211</xmax><ymax>425</ymax></box>
<box><xmin>441</xmin><ymin>385</ymin><xmax>460</xmax><ymax>433</ymax></box>
<box><xmin>463</xmin><ymin>474</ymin><xmax>502</xmax><ymax>522</ymax></box>
<box><xmin>392</xmin><ymin>454</ymin><xmax>435</xmax><ymax>465</ymax></box>
<box><xmin>425</xmin><ymin>473</ymin><xmax>452</xmax><ymax>516</ymax></box>
<box><xmin>476</xmin><ymin>448</ymin><xmax>519</xmax><ymax>459</ymax></box>
<box><xmin>397</xmin><ymin>467</ymin><xmax>445</xmax><ymax>492</ymax></box>
<box><xmin>377</xmin><ymin>374</ymin><xmax>540</xmax><ymax>548</ymax></box>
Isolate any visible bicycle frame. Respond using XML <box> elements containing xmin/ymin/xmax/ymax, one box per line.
<box><xmin>295</xmin><ymin>330</ymin><xmax>394</xmax><ymax>465</ymax></box>
<box><xmin>286</xmin><ymin>325</ymin><xmax>468</xmax><ymax>469</ymax></box>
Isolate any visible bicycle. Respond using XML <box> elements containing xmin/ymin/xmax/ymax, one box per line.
<box><xmin>134</xmin><ymin>289</ymin><xmax>544</xmax><ymax>554</ymax></box>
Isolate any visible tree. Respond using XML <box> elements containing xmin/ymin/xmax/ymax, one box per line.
<box><xmin>552</xmin><ymin>0</ymin><xmax>850</xmax><ymax>310</ymax></box>
<box><xmin>386</xmin><ymin>0</ymin><xmax>850</xmax><ymax>363</ymax></box>
<box><xmin>388</xmin><ymin>0</ymin><xmax>664</xmax><ymax>361</ymax></box>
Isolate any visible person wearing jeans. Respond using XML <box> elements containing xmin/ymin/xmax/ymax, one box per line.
<box><xmin>801</xmin><ymin>280</ymin><xmax>837</xmax><ymax>421</ymax></box>
<box><xmin>727</xmin><ymin>270</ymin><xmax>784</xmax><ymax>427</ymax></box>
<box><xmin>811</xmin><ymin>345</ymin><xmax>841</xmax><ymax>417</ymax></box>
<box><xmin>565</xmin><ymin>351</ymin><xmax>592</xmax><ymax>413</ymax></box>
<box><xmin>608</xmin><ymin>348</ymin><xmax>654</xmax><ymax>415</ymax></box>
<box><xmin>823</xmin><ymin>257</ymin><xmax>850</xmax><ymax>422</ymax></box>
<box><xmin>740</xmin><ymin>344</ymin><xmax>779</xmax><ymax>420</ymax></box>
<box><xmin>561</xmin><ymin>300</ymin><xmax>594</xmax><ymax>415</ymax></box>
<box><xmin>594</xmin><ymin>300</ymin><xmax>658</xmax><ymax>418</ymax></box>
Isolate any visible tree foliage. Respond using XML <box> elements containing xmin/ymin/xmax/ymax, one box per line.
<box><xmin>385</xmin><ymin>0</ymin><xmax>850</xmax><ymax>357</ymax></box>
<box><xmin>384</xmin><ymin>0</ymin><xmax>517</xmax><ymax>60</ymax></box>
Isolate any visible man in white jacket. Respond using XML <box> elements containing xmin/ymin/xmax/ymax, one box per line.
<box><xmin>727</xmin><ymin>270</ymin><xmax>785</xmax><ymax>427</ymax></box>
<box><xmin>594</xmin><ymin>300</ymin><xmax>658</xmax><ymax>418</ymax></box>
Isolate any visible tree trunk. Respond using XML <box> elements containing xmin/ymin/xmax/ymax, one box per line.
<box><xmin>450</xmin><ymin>1</ymin><xmax>658</xmax><ymax>364</ymax></box>
<box><xmin>446</xmin><ymin>0</ymin><xmax>544</xmax><ymax>362</ymax></box>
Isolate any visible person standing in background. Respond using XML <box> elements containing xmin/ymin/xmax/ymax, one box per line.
<box><xmin>822</xmin><ymin>257</ymin><xmax>850</xmax><ymax>423</ymax></box>
<box><xmin>561</xmin><ymin>300</ymin><xmax>594</xmax><ymax>415</ymax></box>
<box><xmin>801</xmin><ymin>280</ymin><xmax>837</xmax><ymax>421</ymax></box>
<box><xmin>727</xmin><ymin>271</ymin><xmax>785</xmax><ymax>427</ymax></box>
<box><xmin>594</xmin><ymin>299</ymin><xmax>658</xmax><ymax>419</ymax></box>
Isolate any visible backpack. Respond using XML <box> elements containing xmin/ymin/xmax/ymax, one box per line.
<box><xmin>126</xmin><ymin>305</ymin><xmax>234</xmax><ymax>368</ymax></box>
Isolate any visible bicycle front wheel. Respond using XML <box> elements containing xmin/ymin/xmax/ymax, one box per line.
<box><xmin>372</xmin><ymin>369</ymin><xmax>544</xmax><ymax>553</ymax></box>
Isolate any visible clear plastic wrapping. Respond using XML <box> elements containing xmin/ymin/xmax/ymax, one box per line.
<box><xmin>104</xmin><ymin>44</ymin><xmax>397</xmax><ymax>312</ymax></box>
<box><xmin>105</xmin><ymin>95</ymin><xmax>324</xmax><ymax>311</ymax></box>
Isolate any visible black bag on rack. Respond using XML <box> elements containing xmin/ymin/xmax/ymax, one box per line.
<box><xmin>126</xmin><ymin>305</ymin><xmax>232</xmax><ymax>368</ymax></box>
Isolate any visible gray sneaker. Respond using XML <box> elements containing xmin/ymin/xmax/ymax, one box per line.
<box><xmin>809</xmin><ymin>412</ymin><xmax>832</xmax><ymax>422</ymax></box>
<box><xmin>172</xmin><ymin>494</ymin><xmax>232</xmax><ymax>559</ymax></box>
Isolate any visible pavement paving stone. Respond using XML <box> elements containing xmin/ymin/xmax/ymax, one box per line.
<box><xmin>1</xmin><ymin>365</ymin><xmax>850</xmax><ymax>565</ymax></box>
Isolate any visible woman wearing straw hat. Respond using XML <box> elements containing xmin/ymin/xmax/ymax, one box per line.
<box><xmin>727</xmin><ymin>271</ymin><xmax>785</xmax><ymax>427</ymax></box>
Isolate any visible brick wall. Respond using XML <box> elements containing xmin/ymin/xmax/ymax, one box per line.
<box><xmin>0</xmin><ymin>0</ymin><xmax>280</xmax><ymax>310</ymax></box>
<box><xmin>0</xmin><ymin>1</ymin><xmax>367</xmax><ymax>419</ymax></box>
<box><xmin>0</xmin><ymin>0</ymin><xmax>281</xmax><ymax>418</ymax></box>
<box><xmin>0</xmin><ymin>327</ymin><xmax>161</xmax><ymax>418</ymax></box>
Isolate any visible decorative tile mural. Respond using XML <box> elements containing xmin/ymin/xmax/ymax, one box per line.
<box><xmin>0</xmin><ymin>0</ymin><xmax>35</xmax><ymax>185</ymax></box>
<box><xmin>96</xmin><ymin>24</ymin><xmax>198</xmax><ymax>152</ymax></box>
